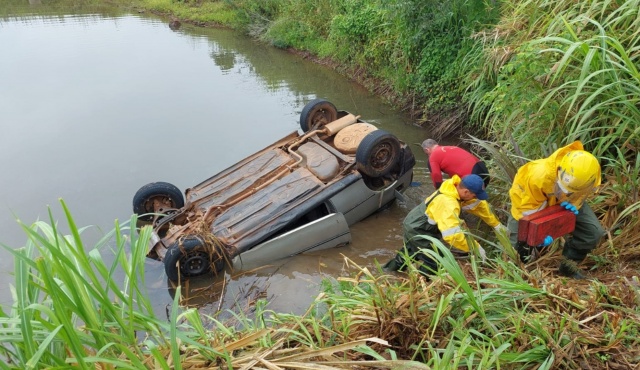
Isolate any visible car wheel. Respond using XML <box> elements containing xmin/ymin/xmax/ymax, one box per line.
<box><xmin>299</xmin><ymin>98</ymin><xmax>338</xmax><ymax>132</ymax></box>
<box><xmin>356</xmin><ymin>130</ymin><xmax>401</xmax><ymax>177</ymax></box>
<box><xmin>132</xmin><ymin>182</ymin><xmax>185</xmax><ymax>222</ymax></box>
<box><xmin>164</xmin><ymin>236</ymin><xmax>226</xmax><ymax>282</ymax></box>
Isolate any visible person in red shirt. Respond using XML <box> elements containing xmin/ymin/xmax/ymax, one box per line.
<box><xmin>421</xmin><ymin>139</ymin><xmax>490</xmax><ymax>189</ymax></box>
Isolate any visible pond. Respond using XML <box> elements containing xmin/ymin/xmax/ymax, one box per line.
<box><xmin>0</xmin><ymin>2</ymin><xmax>431</xmax><ymax>315</ymax></box>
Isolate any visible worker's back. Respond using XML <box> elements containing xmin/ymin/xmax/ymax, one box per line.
<box><xmin>428</xmin><ymin>145</ymin><xmax>480</xmax><ymax>188</ymax></box>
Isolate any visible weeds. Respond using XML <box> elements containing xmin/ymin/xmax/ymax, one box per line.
<box><xmin>0</xmin><ymin>200</ymin><xmax>431</xmax><ymax>369</ymax></box>
<box><xmin>296</xmin><ymin>243</ymin><xmax>640</xmax><ymax>368</ymax></box>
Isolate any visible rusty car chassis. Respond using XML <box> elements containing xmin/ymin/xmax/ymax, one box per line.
<box><xmin>133</xmin><ymin>99</ymin><xmax>415</xmax><ymax>282</ymax></box>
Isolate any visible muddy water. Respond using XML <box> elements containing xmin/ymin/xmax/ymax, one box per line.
<box><xmin>0</xmin><ymin>4</ymin><xmax>433</xmax><ymax>315</ymax></box>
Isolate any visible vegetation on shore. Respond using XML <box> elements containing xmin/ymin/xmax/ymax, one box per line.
<box><xmin>2</xmin><ymin>0</ymin><xmax>639</xmax><ymax>368</ymax></box>
<box><xmin>0</xmin><ymin>202</ymin><xmax>430</xmax><ymax>369</ymax></box>
<box><xmin>2</xmin><ymin>201</ymin><xmax>639</xmax><ymax>369</ymax></box>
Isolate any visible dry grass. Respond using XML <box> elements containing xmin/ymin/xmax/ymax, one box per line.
<box><xmin>157</xmin><ymin>247</ymin><xmax>640</xmax><ymax>369</ymax></box>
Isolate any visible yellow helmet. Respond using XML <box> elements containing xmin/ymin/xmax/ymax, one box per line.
<box><xmin>557</xmin><ymin>150</ymin><xmax>601</xmax><ymax>194</ymax></box>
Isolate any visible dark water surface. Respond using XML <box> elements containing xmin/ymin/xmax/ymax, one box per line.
<box><xmin>0</xmin><ymin>4</ymin><xmax>432</xmax><ymax>314</ymax></box>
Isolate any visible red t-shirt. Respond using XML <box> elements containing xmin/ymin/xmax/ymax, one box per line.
<box><xmin>429</xmin><ymin>146</ymin><xmax>481</xmax><ymax>188</ymax></box>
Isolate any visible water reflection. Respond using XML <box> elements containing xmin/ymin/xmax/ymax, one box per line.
<box><xmin>211</xmin><ymin>47</ymin><xmax>237</xmax><ymax>72</ymax></box>
<box><xmin>167</xmin><ymin>267</ymin><xmax>271</xmax><ymax>311</ymax></box>
<box><xmin>1</xmin><ymin>0</ymin><xmax>129</xmax><ymax>19</ymax></box>
<box><xmin>166</xmin><ymin>262</ymin><xmax>330</xmax><ymax>319</ymax></box>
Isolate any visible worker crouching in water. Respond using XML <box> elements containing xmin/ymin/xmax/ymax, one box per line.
<box><xmin>385</xmin><ymin>174</ymin><xmax>506</xmax><ymax>275</ymax></box>
<box><xmin>507</xmin><ymin>141</ymin><xmax>605</xmax><ymax>279</ymax></box>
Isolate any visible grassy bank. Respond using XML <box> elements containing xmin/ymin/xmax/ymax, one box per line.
<box><xmin>1</xmin><ymin>201</ymin><xmax>638</xmax><ymax>368</ymax></box>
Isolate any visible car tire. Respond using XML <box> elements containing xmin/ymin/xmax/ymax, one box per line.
<box><xmin>300</xmin><ymin>98</ymin><xmax>338</xmax><ymax>132</ymax></box>
<box><xmin>356</xmin><ymin>130</ymin><xmax>401</xmax><ymax>177</ymax></box>
<box><xmin>132</xmin><ymin>182</ymin><xmax>184</xmax><ymax>221</ymax></box>
<box><xmin>164</xmin><ymin>236</ymin><xmax>226</xmax><ymax>282</ymax></box>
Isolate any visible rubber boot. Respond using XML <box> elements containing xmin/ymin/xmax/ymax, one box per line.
<box><xmin>558</xmin><ymin>258</ymin><xmax>586</xmax><ymax>280</ymax></box>
<box><xmin>515</xmin><ymin>242</ymin><xmax>532</xmax><ymax>263</ymax></box>
<box><xmin>415</xmin><ymin>253</ymin><xmax>438</xmax><ymax>277</ymax></box>
<box><xmin>383</xmin><ymin>253</ymin><xmax>406</xmax><ymax>272</ymax></box>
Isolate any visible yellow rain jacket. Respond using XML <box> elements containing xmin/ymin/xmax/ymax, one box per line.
<box><xmin>403</xmin><ymin>175</ymin><xmax>501</xmax><ymax>253</ymax></box>
<box><xmin>509</xmin><ymin>141</ymin><xmax>600</xmax><ymax>220</ymax></box>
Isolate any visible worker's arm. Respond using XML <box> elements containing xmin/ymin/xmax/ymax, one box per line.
<box><xmin>461</xmin><ymin>199</ymin><xmax>501</xmax><ymax>228</ymax></box>
<box><xmin>429</xmin><ymin>156</ymin><xmax>444</xmax><ymax>189</ymax></box>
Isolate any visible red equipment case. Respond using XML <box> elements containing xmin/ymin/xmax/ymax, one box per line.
<box><xmin>517</xmin><ymin>205</ymin><xmax>576</xmax><ymax>246</ymax></box>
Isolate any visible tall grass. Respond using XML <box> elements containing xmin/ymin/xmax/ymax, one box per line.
<box><xmin>535</xmin><ymin>3</ymin><xmax>640</xmax><ymax>161</ymax></box>
<box><xmin>290</xmin><ymin>240</ymin><xmax>640</xmax><ymax>369</ymax></box>
<box><xmin>466</xmin><ymin>0</ymin><xmax>640</xmax><ymax>158</ymax></box>
<box><xmin>0</xmin><ymin>200</ymin><xmax>433</xmax><ymax>369</ymax></box>
<box><xmin>464</xmin><ymin>0</ymin><xmax>640</xmax><ymax>269</ymax></box>
<box><xmin>0</xmin><ymin>200</ymin><xmax>224</xmax><ymax>368</ymax></box>
<box><xmin>3</xmin><ymin>200</ymin><xmax>637</xmax><ymax>368</ymax></box>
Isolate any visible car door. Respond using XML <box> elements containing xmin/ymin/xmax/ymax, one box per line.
<box><xmin>232</xmin><ymin>212</ymin><xmax>351</xmax><ymax>268</ymax></box>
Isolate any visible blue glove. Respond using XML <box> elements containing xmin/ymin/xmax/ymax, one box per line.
<box><xmin>560</xmin><ymin>201</ymin><xmax>579</xmax><ymax>215</ymax></box>
<box><xmin>540</xmin><ymin>235</ymin><xmax>553</xmax><ymax>247</ymax></box>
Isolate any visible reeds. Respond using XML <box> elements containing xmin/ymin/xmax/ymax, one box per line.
<box><xmin>292</xmin><ymin>242</ymin><xmax>640</xmax><ymax>369</ymax></box>
<box><xmin>466</xmin><ymin>0</ymin><xmax>640</xmax><ymax>161</ymax></box>
<box><xmin>0</xmin><ymin>200</ymin><xmax>432</xmax><ymax>369</ymax></box>
<box><xmin>0</xmin><ymin>200</ymin><xmax>222</xmax><ymax>369</ymax></box>
<box><xmin>1</xmin><ymin>199</ymin><xmax>639</xmax><ymax>368</ymax></box>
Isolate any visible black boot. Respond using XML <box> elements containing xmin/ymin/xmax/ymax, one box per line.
<box><xmin>516</xmin><ymin>242</ymin><xmax>532</xmax><ymax>263</ymax></box>
<box><xmin>415</xmin><ymin>253</ymin><xmax>438</xmax><ymax>276</ymax></box>
<box><xmin>383</xmin><ymin>253</ymin><xmax>406</xmax><ymax>272</ymax></box>
<box><xmin>558</xmin><ymin>258</ymin><xmax>586</xmax><ymax>279</ymax></box>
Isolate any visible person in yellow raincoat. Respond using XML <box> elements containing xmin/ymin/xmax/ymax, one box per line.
<box><xmin>385</xmin><ymin>174</ymin><xmax>506</xmax><ymax>275</ymax></box>
<box><xmin>507</xmin><ymin>141</ymin><xmax>604</xmax><ymax>279</ymax></box>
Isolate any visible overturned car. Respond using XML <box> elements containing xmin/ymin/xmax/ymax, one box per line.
<box><xmin>133</xmin><ymin>99</ymin><xmax>416</xmax><ymax>282</ymax></box>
